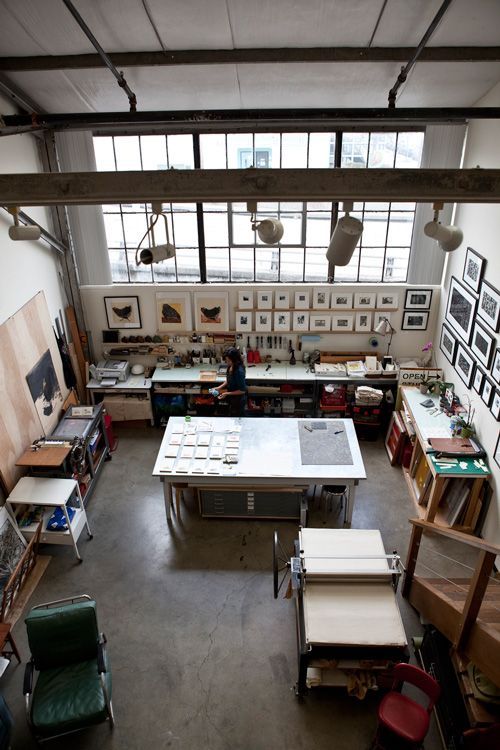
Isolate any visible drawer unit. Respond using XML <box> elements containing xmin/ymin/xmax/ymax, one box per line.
<box><xmin>199</xmin><ymin>488</ymin><xmax>304</xmax><ymax>519</ymax></box>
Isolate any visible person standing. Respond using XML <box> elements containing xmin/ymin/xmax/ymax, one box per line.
<box><xmin>216</xmin><ymin>347</ymin><xmax>247</xmax><ymax>417</ymax></box>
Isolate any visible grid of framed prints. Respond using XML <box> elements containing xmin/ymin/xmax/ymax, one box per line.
<box><xmin>445</xmin><ymin>277</ymin><xmax>477</xmax><ymax>343</ymax></box>
<box><xmin>454</xmin><ymin>343</ymin><xmax>475</xmax><ymax>387</ymax></box>
<box><xmin>440</xmin><ymin>323</ymin><xmax>457</xmax><ymax>364</ymax></box>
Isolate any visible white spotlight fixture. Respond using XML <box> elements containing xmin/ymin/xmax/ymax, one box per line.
<box><xmin>8</xmin><ymin>207</ymin><xmax>41</xmax><ymax>241</ymax></box>
<box><xmin>135</xmin><ymin>202</ymin><xmax>176</xmax><ymax>265</ymax></box>
<box><xmin>326</xmin><ymin>202</ymin><xmax>363</xmax><ymax>266</ymax></box>
<box><xmin>247</xmin><ymin>201</ymin><xmax>284</xmax><ymax>245</ymax></box>
<box><xmin>423</xmin><ymin>201</ymin><xmax>463</xmax><ymax>253</ymax></box>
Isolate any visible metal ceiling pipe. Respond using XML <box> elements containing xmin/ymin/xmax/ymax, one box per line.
<box><xmin>388</xmin><ymin>0</ymin><xmax>454</xmax><ymax>107</ymax></box>
<box><xmin>61</xmin><ymin>0</ymin><xmax>137</xmax><ymax>112</ymax></box>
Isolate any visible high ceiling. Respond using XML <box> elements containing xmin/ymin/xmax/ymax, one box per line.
<box><xmin>0</xmin><ymin>0</ymin><xmax>499</xmax><ymax>117</ymax></box>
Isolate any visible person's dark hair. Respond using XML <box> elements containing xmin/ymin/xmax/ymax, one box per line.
<box><xmin>224</xmin><ymin>347</ymin><xmax>244</xmax><ymax>370</ymax></box>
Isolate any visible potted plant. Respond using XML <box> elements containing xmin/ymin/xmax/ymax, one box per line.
<box><xmin>452</xmin><ymin>397</ymin><xmax>476</xmax><ymax>437</ymax></box>
<box><xmin>419</xmin><ymin>373</ymin><xmax>440</xmax><ymax>395</ymax></box>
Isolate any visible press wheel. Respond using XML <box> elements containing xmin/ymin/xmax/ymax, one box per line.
<box><xmin>273</xmin><ymin>530</ymin><xmax>291</xmax><ymax>599</ymax></box>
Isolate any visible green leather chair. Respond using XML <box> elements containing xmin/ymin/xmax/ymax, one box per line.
<box><xmin>23</xmin><ymin>595</ymin><xmax>114</xmax><ymax>742</ymax></box>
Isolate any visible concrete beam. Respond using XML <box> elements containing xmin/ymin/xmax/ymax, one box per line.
<box><xmin>1</xmin><ymin>168</ymin><xmax>499</xmax><ymax>206</ymax></box>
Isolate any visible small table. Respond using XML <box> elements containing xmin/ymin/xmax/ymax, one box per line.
<box><xmin>6</xmin><ymin>477</ymin><xmax>93</xmax><ymax>562</ymax></box>
<box><xmin>87</xmin><ymin>375</ymin><xmax>154</xmax><ymax>425</ymax></box>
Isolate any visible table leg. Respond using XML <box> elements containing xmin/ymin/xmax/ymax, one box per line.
<box><xmin>425</xmin><ymin>476</ymin><xmax>445</xmax><ymax>523</ymax></box>
<box><xmin>63</xmin><ymin>505</ymin><xmax>81</xmax><ymax>561</ymax></box>
<box><xmin>163</xmin><ymin>479</ymin><xmax>173</xmax><ymax>521</ymax></box>
<box><xmin>344</xmin><ymin>481</ymin><xmax>356</xmax><ymax>527</ymax></box>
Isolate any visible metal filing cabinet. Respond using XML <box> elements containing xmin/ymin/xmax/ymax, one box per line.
<box><xmin>199</xmin><ymin>488</ymin><xmax>304</xmax><ymax>519</ymax></box>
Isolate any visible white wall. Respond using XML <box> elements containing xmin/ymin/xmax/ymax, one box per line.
<box><xmin>0</xmin><ymin>94</ymin><xmax>67</xmax><ymax>326</ymax></box>
<box><xmin>435</xmin><ymin>82</ymin><xmax>500</xmax><ymax>544</ymax></box>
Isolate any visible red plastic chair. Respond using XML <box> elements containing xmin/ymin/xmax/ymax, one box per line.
<box><xmin>373</xmin><ymin>663</ymin><xmax>441</xmax><ymax>749</ymax></box>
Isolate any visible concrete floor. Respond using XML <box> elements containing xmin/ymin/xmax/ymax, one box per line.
<box><xmin>2</xmin><ymin>425</ymin><xmax>451</xmax><ymax>750</ymax></box>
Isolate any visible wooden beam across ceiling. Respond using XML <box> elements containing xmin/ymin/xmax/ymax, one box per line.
<box><xmin>1</xmin><ymin>168</ymin><xmax>499</xmax><ymax>206</ymax></box>
<box><xmin>1</xmin><ymin>47</ymin><xmax>500</xmax><ymax>71</ymax></box>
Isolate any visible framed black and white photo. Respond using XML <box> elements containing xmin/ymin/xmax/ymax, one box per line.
<box><xmin>331</xmin><ymin>292</ymin><xmax>353</xmax><ymax>309</ymax></box>
<box><xmin>237</xmin><ymin>290</ymin><xmax>253</xmax><ymax>310</ymax></box>
<box><xmin>491</xmin><ymin>348</ymin><xmax>500</xmax><ymax>385</ymax></box>
<box><xmin>473</xmin><ymin>367</ymin><xmax>485</xmax><ymax>394</ymax></box>
<box><xmin>493</xmin><ymin>432</ymin><xmax>500</xmax><ymax>469</ymax></box>
<box><xmin>273</xmin><ymin>311</ymin><xmax>290</xmax><ymax>332</ymax></box>
<box><xmin>354</xmin><ymin>292</ymin><xmax>376</xmax><ymax>309</ymax></box>
<box><xmin>313</xmin><ymin>289</ymin><xmax>330</xmax><ymax>309</ymax></box>
<box><xmin>404</xmin><ymin>289</ymin><xmax>433</xmax><ymax>310</ymax></box>
<box><xmin>255</xmin><ymin>311</ymin><xmax>272</xmax><ymax>332</ymax></box>
<box><xmin>332</xmin><ymin>314</ymin><xmax>354</xmax><ymax>332</ymax></box>
<box><xmin>440</xmin><ymin>323</ymin><xmax>457</xmax><ymax>365</ymax></box>
<box><xmin>257</xmin><ymin>291</ymin><xmax>273</xmax><ymax>310</ymax></box>
<box><xmin>477</xmin><ymin>280</ymin><xmax>500</xmax><ymax>333</ymax></box>
<box><xmin>309</xmin><ymin>314</ymin><xmax>331</xmax><ymax>331</ymax></box>
<box><xmin>294</xmin><ymin>291</ymin><xmax>310</xmax><ymax>310</ymax></box>
<box><xmin>470</xmin><ymin>321</ymin><xmax>495</xmax><ymax>368</ymax></box>
<box><xmin>462</xmin><ymin>247</ymin><xmax>485</xmax><ymax>293</ymax></box>
<box><xmin>490</xmin><ymin>389</ymin><xmax>500</xmax><ymax>421</ymax></box>
<box><xmin>402</xmin><ymin>311</ymin><xmax>429</xmax><ymax>331</ymax></box>
<box><xmin>482</xmin><ymin>377</ymin><xmax>495</xmax><ymax>406</ymax></box>
<box><xmin>376</xmin><ymin>292</ymin><xmax>399</xmax><ymax>310</ymax></box>
<box><xmin>235</xmin><ymin>311</ymin><xmax>252</xmax><ymax>332</ymax></box>
<box><xmin>445</xmin><ymin>277</ymin><xmax>477</xmax><ymax>343</ymax></box>
<box><xmin>355</xmin><ymin>311</ymin><xmax>372</xmax><ymax>332</ymax></box>
<box><xmin>292</xmin><ymin>311</ymin><xmax>309</xmax><ymax>331</ymax></box>
<box><xmin>104</xmin><ymin>295</ymin><xmax>142</xmax><ymax>329</ymax></box>
<box><xmin>454</xmin><ymin>343</ymin><xmax>475</xmax><ymax>387</ymax></box>
<box><xmin>275</xmin><ymin>291</ymin><xmax>290</xmax><ymax>309</ymax></box>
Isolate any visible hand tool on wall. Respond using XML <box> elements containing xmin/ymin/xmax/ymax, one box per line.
<box><xmin>254</xmin><ymin>339</ymin><xmax>261</xmax><ymax>364</ymax></box>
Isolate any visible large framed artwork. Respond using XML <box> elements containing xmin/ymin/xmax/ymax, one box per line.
<box><xmin>156</xmin><ymin>292</ymin><xmax>192</xmax><ymax>332</ymax></box>
<box><xmin>193</xmin><ymin>292</ymin><xmax>229</xmax><ymax>332</ymax></box>
<box><xmin>439</xmin><ymin>323</ymin><xmax>457</xmax><ymax>365</ymax></box>
<box><xmin>454</xmin><ymin>343</ymin><xmax>475</xmax><ymax>388</ymax></box>
<box><xmin>462</xmin><ymin>247</ymin><xmax>485</xmax><ymax>293</ymax></box>
<box><xmin>477</xmin><ymin>280</ymin><xmax>500</xmax><ymax>333</ymax></box>
<box><xmin>470</xmin><ymin>321</ymin><xmax>495</xmax><ymax>369</ymax></box>
<box><xmin>104</xmin><ymin>295</ymin><xmax>142</xmax><ymax>329</ymax></box>
<box><xmin>26</xmin><ymin>349</ymin><xmax>63</xmax><ymax>432</ymax></box>
<box><xmin>404</xmin><ymin>289</ymin><xmax>433</xmax><ymax>310</ymax></box>
<box><xmin>0</xmin><ymin>507</ymin><xmax>27</xmax><ymax>603</ymax></box>
<box><xmin>445</xmin><ymin>277</ymin><xmax>477</xmax><ymax>343</ymax></box>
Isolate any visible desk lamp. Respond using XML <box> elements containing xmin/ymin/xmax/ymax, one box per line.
<box><xmin>374</xmin><ymin>317</ymin><xmax>395</xmax><ymax>367</ymax></box>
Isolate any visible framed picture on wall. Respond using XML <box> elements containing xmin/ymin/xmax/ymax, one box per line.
<box><xmin>454</xmin><ymin>343</ymin><xmax>475</xmax><ymax>387</ymax></box>
<box><xmin>445</xmin><ymin>277</ymin><xmax>477</xmax><ymax>343</ymax></box>
<box><xmin>238</xmin><ymin>290</ymin><xmax>254</xmax><ymax>310</ymax></box>
<box><xmin>313</xmin><ymin>289</ymin><xmax>330</xmax><ymax>309</ymax></box>
<box><xmin>235</xmin><ymin>311</ymin><xmax>252</xmax><ymax>332</ymax></box>
<box><xmin>292</xmin><ymin>311</ymin><xmax>309</xmax><ymax>331</ymax></box>
<box><xmin>491</xmin><ymin>389</ymin><xmax>500</xmax><ymax>421</ymax></box>
<box><xmin>376</xmin><ymin>292</ymin><xmax>399</xmax><ymax>310</ymax></box>
<box><xmin>477</xmin><ymin>279</ymin><xmax>500</xmax><ymax>333</ymax></box>
<box><xmin>439</xmin><ymin>323</ymin><xmax>457</xmax><ymax>365</ymax></box>
<box><xmin>493</xmin><ymin>432</ymin><xmax>500</xmax><ymax>469</ymax></box>
<box><xmin>275</xmin><ymin>291</ymin><xmax>290</xmax><ymax>309</ymax></box>
<box><xmin>354</xmin><ymin>292</ymin><xmax>376</xmax><ymax>309</ymax></box>
<box><xmin>310</xmin><ymin>314</ymin><xmax>331</xmax><ymax>331</ymax></box>
<box><xmin>373</xmin><ymin>311</ymin><xmax>392</xmax><ymax>330</ymax></box>
<box><xmin>402</xmin><ymin>311</ymin><xmax>429</xmax><ymax>331</ymax></box>
<box><xmin>294</xmin><ymin>291</ymin><xmax>310</xmax><ymax>309</ymax></box>
<box><xmin>104</xmin><ymin>296</ymin><xmax>142</xmax><ymax>329</ymax></box>
<box><xmin>274</xmin><ymin>311</ymin><xmax>290</xmax><ymax>332</ymax></box>
<box><xmin>332</xmin><ymin>314</ymin><xmax>354</xmax><ymax>332</ymax></box>
<box><xmin>462</xmin><ymin>247</ymin><xmax>486</xmax><ymax>293</ymax></box>
<box><xmin>257</xmin><ymin>291</ymin><xmax>273</xmax><ymax>310</ymax></box>
<box><xmin>156</xmin><ymin>292</ymin><xmax>192</xmax><ymax>332</ymax></box>
<box><xmin>255</xmin><ymin>311</ymin><xmax>272</xmax><ymax>332</ymax></box>
<box><xmin>331</xmin><ymin>292</ymin><xmax>353</xmax><ymax>309</ymax></box>
<box><xmin>404</xmin><ymin>289</ymin><xmax>433</xmax><ymax>310</ymax></box>
<box><xmin>472</xmin><ymin>367</ymin><xmax>485</xmax><ymax>395</ymax></box>
<box><xmin>470</xmin><ymin>321</ymin><xmax>495</xmax><ymax>368</ymax></box>
<box><xmin>492</xmin><ymin>348</ymin><xmax>500</xmax><ymax>385</ymax></box>
<box><xmin>355</xmin><ymin>311</ymin><xmax>372</xmax><ymax>332</ymax></box>
<box><xmin>482</xmin><ymin>377</ymin><xmax>495</xmax><ymax>406</ymax></box>
<box><xmin>193</xmin><ymin>291</ymin><xmax>229</xmax><ymax>332</ymax></box>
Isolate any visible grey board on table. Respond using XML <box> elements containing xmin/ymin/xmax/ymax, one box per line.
<box><xmin>298</xmin><ymin>420</ymin><xmax>353</xmax><ymax>466</ymax></box>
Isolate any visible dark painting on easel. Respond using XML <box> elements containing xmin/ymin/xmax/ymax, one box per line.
<box><xmin>26</xmin><ymin>349</ymin><xmax>63</xmax><ymax>433</ymax></box>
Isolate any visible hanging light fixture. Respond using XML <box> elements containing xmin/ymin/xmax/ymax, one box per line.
<box><xmin>135</xmin><ymin>202</ymin><xmax>176</xmax><ymax>265</ymax></box>
<box><xmin>423</xmin><ymin>201</ymin><xmax>463</xmax><ymax>252</ymax></box>
<box><xmin>247</xmin><ymin>201</ymin><xmax>284</xmax><ymax>245</ymax></box>
<box><xmin>7</xmin><ymin>207</ymin><xmax>41</xmax><ymax>241</ymax></box>
<box><xmin>326</xmin><ymin>202</ymin><xmax>363</xmax><ymax>266</ymax></box>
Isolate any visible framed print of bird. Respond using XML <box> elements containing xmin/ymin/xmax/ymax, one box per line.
<box><xmin>104</xmin><ymin>296</ymin><xmax>142</xmax><ymax>329</ymax></box>
<box><xmin>193</xmin><ymin>292</ymin><xmax>229</xmax><ymax>332</ymax></box>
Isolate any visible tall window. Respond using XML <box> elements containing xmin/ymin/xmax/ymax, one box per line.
<box><xmin>94</xmin><ymin>129</ymin><xmax>424</xmax><ymax>283</ymax></box>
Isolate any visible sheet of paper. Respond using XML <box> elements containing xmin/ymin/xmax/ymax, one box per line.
<box><xmin>210</xmin><ymin>447</ymin><xmax>223</xmax><ymax>459</ymax></box>
<box><xmin>195</xmin><ymin>447</ymin><xmax>209</xmax><ymax>459</ymax></box>
<box><xmin>171</xmin><ymin>424</ymin><xmax>184</xmax><ymax>434</ymax></box>
<box><xmin>184</xmin><ymin>435</ymin><xmax>197</xmax><ymax>446</ymax></box>
<box><xmin>169</xmin><ymin>435</ymin><xmax>182</xmax><ymax>445</ymax></box>
<box><xmin>197</xmin><ymin>421</ymin><xmax>214</xmax><ymax>432</ymax></box>
<box><xmin>207</xmin><ymin>461</ymin><xmax>221</xmax><ymax>474</ymax></box>
<box><xmin>165</xmin><ymin>446</ymin><xmax>179</xmax><ymax>458</ymax></box>
<box><xmin>180</xmin><ymin>447</ymin><xmax>194</xmax><ymax>459</ymax></box>
<box><xmin>212</xmin><ymin>436</ymin><xmax>226</xmax><ymax>447</ymax></box>
<box><xmin>174</xmin><ymin>459</ymin><xmax>190</xmax><ymax>472</ymax></box>
<box><xmin>225</xmin><ymin>447</ymin><xmax>239</xmax><ymax>456</ymax></box>
<box><xmin>100</xmin><ymin>378</ymin><xmax>118</xmax><ymax>387</ymax></box>
<box><xmin>192</xmin><ymin>461</ymin><xmax>206</xmax><ymax>473</ymax></box>
<box><xmin>185</xmin><ymin>425</ymin><xmax>197</xmax><ymax>434</ymax></box>
<box><xmin>221</xmin><ymin>464</ymin><xmax>238</xmax><ymax>476</ymax></box>
<box><xmin>198</xmin><ymin>434</ymin><xmax>211</xmax><ymax>446</ymax></box>
<box><xmin>159</xmin><ymin>459</ymin><xmax>176</xmax><ymax>473</ymax></box>
<box><xmin>227</xmin><ymin>435</ymin><xmax>240</xmax><ymax>444</ymax></box>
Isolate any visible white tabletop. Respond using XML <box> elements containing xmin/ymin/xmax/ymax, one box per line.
<box><xmin>152</xmin><ymin>416</ymin><xmax>366</xmax><ymax>485</ymax></box>
<box><xmin>7</xmin><ymin>476</ymin><xmax>78</xmax><ymax>505</ymax></box>
<box><xmin>87</xmin><ymin>375</ymin><xmax>152</xmax><ymax>390</ymax></box>
<box><xmin>401</xmin><ymin>386</ymin><xmax>452</xmax><ymax>444</ymax></box>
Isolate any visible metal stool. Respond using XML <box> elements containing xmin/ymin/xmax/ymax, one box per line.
<box><xmin>320</xmin><ymin>485</ymin><xmax>348</xmax><ymax>523</ymax></box>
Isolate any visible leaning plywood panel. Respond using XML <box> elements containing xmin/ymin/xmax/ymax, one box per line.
<box><xmin>0</xmin><ymin>292</ymin><xmax>69</xmax><ymax>492</ymax></box>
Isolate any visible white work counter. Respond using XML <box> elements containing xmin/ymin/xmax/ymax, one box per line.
<box><xmin>152</xmin><ymin>416</ymin><xmax>366</xmax><ymax>525</ymax></box>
